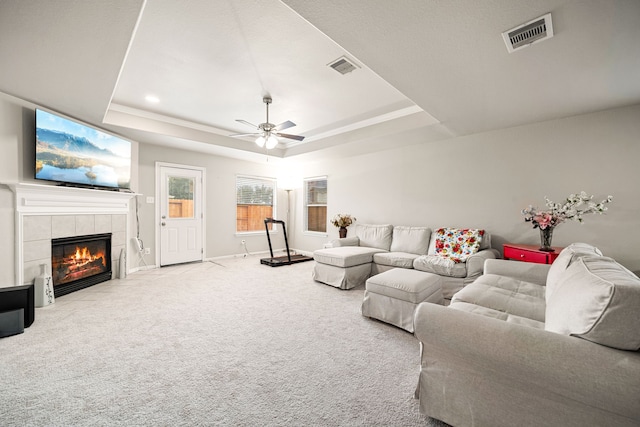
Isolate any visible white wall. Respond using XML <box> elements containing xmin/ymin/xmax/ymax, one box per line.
<box><xmin>290</xmin><ymin>104</ymin><xmax>640</xmax><ymax>272</ymax></box>
<box><xmin>2</xmin><ymin>89</ymin><xmax>639</xmax><ymax>282</ymax></box>
<box><xmin>135</xmin><ymin>145</ymin><xmax>292</xmax><ymax>265</ymax></box>
<box><xmin>0</xmin><ymin>95</ymin><xmax>22</xmax><ymax>285</ymax></box>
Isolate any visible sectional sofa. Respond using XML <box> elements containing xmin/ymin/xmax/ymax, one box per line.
<box><xmin>312</xmin><ymin>223</ymin><xmax>498</xmax><ymax>299</ymax></box>
<box><xmin>413</xmin><ymin>243</ymin><xmax>640</xmax><ymax>427</ymax></box>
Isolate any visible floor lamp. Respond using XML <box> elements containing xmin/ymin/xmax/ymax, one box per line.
<box><xmin>284</xmin><ymin>188</ymin><xmax>293</xmax><ymax>227</ymax></box>
<box><xmin>279</xmin><ymin>176</ymin><xmax>298</xmax><ymax>229</ymax></box>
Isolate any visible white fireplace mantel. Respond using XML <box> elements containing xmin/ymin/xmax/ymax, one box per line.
<box><xmin>5</xmin><ymin>182</ymin><xmax>138</xmax><ymax>286</ymax></box>
<box><xmin>7</xmin><ymin>182</ymin><xmax>137</xmax><ymax>214</ymax></box>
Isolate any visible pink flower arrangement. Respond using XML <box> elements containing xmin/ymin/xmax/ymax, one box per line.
<box><xmin>531</xmin><ymin>212</ymin><xmax>557</xmax><ymax>230</ymax></box>
<box><xmin>522</xmin><ymin>191</ymin><xmax>612</xmax><ymax>230</ymax></box>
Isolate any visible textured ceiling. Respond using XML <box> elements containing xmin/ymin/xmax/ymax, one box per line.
<box><xmin>1</xmin><ymin>0</ymin><xmax>638</xmax><ymax>163</ymax></box>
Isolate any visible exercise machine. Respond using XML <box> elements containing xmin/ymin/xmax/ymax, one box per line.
<box><xmin>260</xmin><ymin>218</ymin><xmax>313</xmax><ymax>267</ymax></box>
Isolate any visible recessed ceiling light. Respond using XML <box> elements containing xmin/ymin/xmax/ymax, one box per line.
<box><xmin>145</xmin><ymin>95</ymin><xmax>160</xmax><ymax>103</ymax></box>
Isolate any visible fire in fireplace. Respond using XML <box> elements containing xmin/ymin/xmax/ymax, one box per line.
<box><xmin>51</xmin><ymin>233</ymin><xmax>112</xmax><ymax>297</ymax></box>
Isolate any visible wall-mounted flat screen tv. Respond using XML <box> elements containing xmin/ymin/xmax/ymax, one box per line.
<box><xmin>35</xmin><ymin>109</ymin><xmax>132</xmax><ymax>190</ymax></box>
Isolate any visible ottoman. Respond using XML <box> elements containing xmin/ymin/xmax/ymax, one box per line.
<box><xmin>312</xmin><ymin>246</ymin><xmax>384</xmax><ymax>290</ymax></box>
<box><xmin>362</xmin><ymin>268</ymin><xmax>443</xmax><ymax>332</ymax></box>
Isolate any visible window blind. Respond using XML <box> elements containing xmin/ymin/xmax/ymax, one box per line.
<box><xmin>236</xmin><ymin>176</ymin><xmax>275</xmax><ymax>205</ymax></box>
<box><xmin>305</xmin><ymin>179</ymin><xmax>327</xmax><ymax>204</ymax></box>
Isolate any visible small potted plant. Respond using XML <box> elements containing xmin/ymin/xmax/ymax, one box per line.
<box><xmin>331</xmin><ymin>214</ymin><xmax>356</xmax><ymax>238</ymax></box>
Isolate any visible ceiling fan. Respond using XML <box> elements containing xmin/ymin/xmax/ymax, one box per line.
<box><xmin>230</xmin><ymin>96</ymin><xmax>305</xmax><ymax>149</ymax></box>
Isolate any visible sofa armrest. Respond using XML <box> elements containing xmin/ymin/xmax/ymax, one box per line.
<box><xmin>414</xmin><ymin>303</ymin><xmax>640</xmax><ymax>420</ymax></box>
<box><xmin>483</xmin><ymin>258</ymin><xmax>550</xmax><ymax>286</ymax></box>
<box><xmin>465</xmin><ymin>248</ymin><xmax>500</xmax><ymax>277</ymax></box>
<box><xmin>330</xmin><ymin>236</ymin><xmax>360</xmax><ymax>247</ymax></box>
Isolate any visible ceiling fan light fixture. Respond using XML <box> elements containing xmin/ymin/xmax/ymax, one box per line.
<box><xmin>265</xmin><ymin>134</ymin><xmax>278</xmax><ymax>149</ymax></box>
<box><xmin>232</xmin><ymin>96</ymin><xmax>304</xmax><ymax>146</ymax></box>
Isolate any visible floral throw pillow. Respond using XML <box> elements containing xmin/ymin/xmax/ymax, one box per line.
<box><xmin>434</xmin><ymin>228</ymin><xmax>485</xmax><ymax>263</ymax></box>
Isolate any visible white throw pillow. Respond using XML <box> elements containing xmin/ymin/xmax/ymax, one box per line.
<box><xmin>390</xmin><ymin>226</ymin><xmax>431</xmax><ymax>255</ymax></box>
<box><xmin>545</xmin><ymin>256</ymin><xmax>640</xmax><ymax>350</ymax></box>
<box><xmin>355</xmin><ymin>224</ymin><xmax>393</xmax><ymax>251</ymax></box>
<box><xmin>545</xmin><ymin>243</ymin><xmax>602</xmax><ymax>303</ymax></box>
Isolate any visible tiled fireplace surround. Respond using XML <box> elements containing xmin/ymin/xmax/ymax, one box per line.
<box><xmin>9</xmin><ymin>183</ymin><xmax>135</xmax><ymax>287</ymax></box>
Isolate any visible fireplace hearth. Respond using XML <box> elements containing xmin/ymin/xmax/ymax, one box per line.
<box><xmin>51</xmin><ymin>233</ymin><xmax>112</xmax><ymax>297</ymax></box>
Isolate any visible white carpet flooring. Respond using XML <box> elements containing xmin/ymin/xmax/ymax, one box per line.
<box><xmin>1</xmin><ymin>256</ymin><xmax>448</xmax><ymax>426</ymax></box>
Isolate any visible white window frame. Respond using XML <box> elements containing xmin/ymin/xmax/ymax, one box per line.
<box><xmin>236</xmin><ymin>175</ymin><xmax>277</xmax><ymax>235</ymax></box>
<box><xmin>303</xmin><ymin>176</ymin><xmax>328</xmax><ymax>235</ymax></box>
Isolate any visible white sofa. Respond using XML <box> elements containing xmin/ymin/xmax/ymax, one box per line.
<box><xmin>312</xmin><ymin>223</ymin><xmax>498</xmax><ymax>298</ymax></box>
<box><xmin>414</xmin><ymin>243</ymin><xmax>640</xmax><ymax>427</ymax></box>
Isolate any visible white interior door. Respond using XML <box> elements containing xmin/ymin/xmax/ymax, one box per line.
<box><xmin>159</xmin><ymin>165</ymin><xmax>204</xmax><ymax>266</ymax></box>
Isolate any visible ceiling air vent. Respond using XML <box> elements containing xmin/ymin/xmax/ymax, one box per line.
<box><xmin>328</xmin><ymin>56</ymin><xmax>360</xmax><ymax>75</ymax></box>
<box><xmin>502</xmin><ymin>13</ymin><xmax>554</xmax><ymax>53</ymax></box>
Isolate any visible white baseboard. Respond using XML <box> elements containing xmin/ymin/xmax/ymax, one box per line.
<box><xmin>206</xmin><ymin>248</ymin><xmax>312</xmax><ymax>261</ymax></box>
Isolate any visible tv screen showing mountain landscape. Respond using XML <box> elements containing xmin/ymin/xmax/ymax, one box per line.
<box><xmin>35</xmin><ymin>109</ymin><xmax>131</xmax><ymax>189</ymax></box>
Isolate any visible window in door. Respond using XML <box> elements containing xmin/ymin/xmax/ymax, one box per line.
<box><xmin>236</xmin><ymin>175</ymin><xmax>276</xmax><ymax>232</ymax></box>
<box><xmin>168</xmin><ymin>176</ymin><xmax>195</xmax><ymax>219</ymax></box>
<box><xmin>304</xmin><ymin>176</ymin><xmax>327</xmax><ymax>233</ymax></box>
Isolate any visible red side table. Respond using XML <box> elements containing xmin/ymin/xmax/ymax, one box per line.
<box><xmin>503</xmin><ymin>243</ymin><xmax>564</xmax><ymax>264</ymax></box>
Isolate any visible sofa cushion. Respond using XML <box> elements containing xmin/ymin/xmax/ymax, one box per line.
<box><xmin>373</xmin><ymin>252</ymin><xmax>419</xmax><ymax>269</ymax></box>
<box><xmin>545</xmin><ymin>256</ymin><xmax>640</xmax><ymax>350</ymax></box>
<box><xmin>449</xmin><ymin>301</ymin><xmax>545</xmax><ymax>329</ymax></box>
<box><xmin>365</xmin><ymin>268</ymin><xmax>443</xmax><ymax>304</ymax></box>
<box><xmin>427</xmin><ymin>228</ymin><xmax>485</xmax><ymax>262</ymax></box>
<box><xmin>390</xmin><ymin>226</ymin><xmax>431</xmax><ymax>255</ymax></box>
<box><xmin>413</xmin><ymin>255</ymin><xmax>468</xmax><ymax>278</ymax></box>
<box><xmin>545</xmin><ymin>242</ymin><xmax>603</xmax><ymax>303</ymax></box>
<box><xmin>451</xmin><ymin>274</ymin><xmax>546</xmax><ymax>324</ymax></box>
<box><xmin>330</xmin><ymin>236</ymin><xmax>359</xmax><ymax>247</ymax></box>
<box><xmin>313</xmin><ymin>246</ymin><xmax>385</xmax><ymax>268</ymax></box>
<box><xmin>355</xmin><ymin>224</ymin><xmax>394</xmax><ymax>251</ymax></box>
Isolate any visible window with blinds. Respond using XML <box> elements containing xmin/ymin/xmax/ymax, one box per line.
<box><xmin>304</xmin><ymin>177</ymin><xmax>327</xmax><ymax>233</ymax></box>
<box><xmin>236</xmin><ymin>175</ymin><xmax>276</xmax><ymax>232</ymax></box>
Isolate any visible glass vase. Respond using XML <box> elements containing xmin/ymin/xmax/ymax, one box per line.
<box><xmin>539</xmin><ymin>227</ymin><xmax>554</xmax><ymax>252</ymax></box>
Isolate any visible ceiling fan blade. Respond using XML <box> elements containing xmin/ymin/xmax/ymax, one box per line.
<box><xmin>235</xmin><ymin>119</ymin><xmax>259</xmax><ymax>129</ymax></box>
<box><xmin>276</xmin><ymin>133</ymin><xmax>305</xmax><ymax>141</ymax></box>
<box><xmin>274</xmin><ymin>120</ymin><xmax>296</xmax><ymax>131</ymax></box>
<box><xmin>229</xmin><ymin>132</ymin><xmax>260</xmax><ymax>138</ymax></box>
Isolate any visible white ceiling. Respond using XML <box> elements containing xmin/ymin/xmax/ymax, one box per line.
<box><xmin>1</xmin><ymin>0</ymin><xmax>639</xmax><ymax>163</ymax></box>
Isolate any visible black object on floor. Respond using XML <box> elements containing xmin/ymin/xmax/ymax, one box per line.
<box><xmin>261</xmin><ymin>218</ymin><xmax>313</xmax><ymax>267</ymax></box>
<box><xmin>0</xmin><ymin>284</ymin><xmax>34</xmax><ymax>328</ymax></box>
<box><xmin>0</xmin><ymin>308</ymin><xmax>25</xmax><ymax>338</ymax></box>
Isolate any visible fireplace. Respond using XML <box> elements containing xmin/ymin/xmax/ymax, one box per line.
<box><xmin>51</xmin><ymin>233</ymin><xmax>112</xmax><ymax>297</ymax></box>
